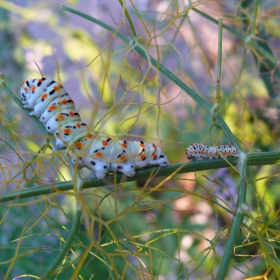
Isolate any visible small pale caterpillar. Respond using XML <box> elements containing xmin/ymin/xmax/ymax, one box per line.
<box><xmin>185</xmin><ymin>143</ymin><xmax>239</xmax><ymax>161</ymax></box>
<box><xmin>20</xmin><ymin>78</ymin><xmax>169</xmax><ymax>179</ymax></box>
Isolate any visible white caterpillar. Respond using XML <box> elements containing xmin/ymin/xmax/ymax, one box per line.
<box><xmin>185</xmin><ymin>143</ymin><xmax>239</xmax><ymax>161</ymax></box>
<box><xmin>20</xmin><ymin>78</ymin><xmax>169</xmax><ymax>179</ymax></box>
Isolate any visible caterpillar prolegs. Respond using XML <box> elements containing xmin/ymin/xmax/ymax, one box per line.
<box><xmin>185</xmin><ymin>143</ymin><xmax>239</xmax><ymax>161</ymax></box>
<box><xmin>20</xmin><ymin>78</ymin><xmax>169</xmax><ymax>179</ymax></box>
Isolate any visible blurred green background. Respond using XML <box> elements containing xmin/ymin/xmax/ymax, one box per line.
<box><xmin>1</xmin><ymin>0</ymin><xmax>280</xmax><ymax>279</ymax></box>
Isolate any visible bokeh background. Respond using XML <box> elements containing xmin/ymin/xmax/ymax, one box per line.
<box><xmin>1</xmin><ymin>0</ymin><xmax>280</xmax><ymax>279</ymax></box>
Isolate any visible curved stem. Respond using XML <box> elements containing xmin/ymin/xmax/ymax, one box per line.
<box><xmin>62</xmin><ymin>5</ymin><xmax>241</xmax><ymax>150</ymax></box>
<box><xmin>41</xmin><ymin>209</ymin><xmax>82</xmax><ymax>279</ymax></box>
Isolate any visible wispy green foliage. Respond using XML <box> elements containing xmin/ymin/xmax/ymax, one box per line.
<box><xmin>1</xmin><ymin>1</ymin><xmax>280</xmax><ymax>279</ymax></box>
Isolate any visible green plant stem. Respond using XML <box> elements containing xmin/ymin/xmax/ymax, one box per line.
<box><xmin>241</xmin><ymin>0</ymin><xmax>280</xmax><ymax>102</ymax></box>
<box><xmin>41</xmin><ymin>209</ymin><xmax>82</xmax><ymax>279</ymax></box>
<box><xmin>62</xmin><ymin>5</ymin><xmax>241</xmax><ymax>150</ymax></box>
<box><xmin>118</xmin><ymin>0</ymin><xmax>137</xmax><ymax>37</ymax></box>
<box><xmin>216</xmin><ymin>16</ymin><xmax>223</xmax><ymax>101</ymax></box>
<box><xmin>216</xmin><ymin>155</ymin><xmax>247</xmax><ymax>279</ymax></box>
<box><xmin>250</xmin><ymin>0</ymin><xmax>259</xmax><ymax>36</ymax></box>
<box><xmin>1</xmin><ymin>151</ymin><xmax>279</xmax><ymax>203</ymax></box>
<box><xmin>193</xmin><ymin>8</ymin><xmax>277</xmax><ymax>65</ymax></box>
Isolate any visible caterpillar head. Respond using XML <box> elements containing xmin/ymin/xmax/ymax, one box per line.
<box><xmin>20</xmin><ymin>78</ymin><xmax>53</xmax><ymax>109</ymax></box>
<box><xmin>20</xmin><ymin>80</ymin><xmax>33</xmax><ymax>105</ymax></box>
<box><xmin>20</xmin><ymin>88</ymin><xmax>28</xmax><ymax>102</ymax></box>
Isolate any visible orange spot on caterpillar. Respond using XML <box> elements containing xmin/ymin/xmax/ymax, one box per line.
<box><xmin>41</xmin><ymin>93</ymin><xmax>48</xmax><ymax>100</ymax></box>
<box><xmin>102</xmin><ymin>140</ymin><xmax>109</xmax><ymax>147</ymax></box>
<box><xmin>139</xmin><ymin>154</ymin><xmax>146</xmax><ymax>160</ymax></box>
<box><xmin>139</xmin><ymin>141</ymin><xmax>145</xmax><ymax>148</ymax></box>
<box><xmin>69</xmin><ymin>111</ymin><xmax>78</xmax><ymax>117</ymax></box>
<box><xmin>95</xmin><ymin>151</ymin><xmax>103</xmax><ymax>157</ymax></box>
<box><xmin>120</xmin><ymin>155</ymin><xmax>126</xmax><ymax>162</ymax></box>
<box><xmin>76</xmin><ymin>142</ymin><xmax>83</xmax><ymax>149</ymax></box>
<box><xmin>61</xmin><ymin>99</ymin><xmax>68</xmax><ymax>104</ymax></box>
<box><xmin>54</xmin><ymin>85</ymin><xmax>63</xmax><ymax>91</ymax></box>
<box><xmin>48</xmin><ymin>105</ymin><xmax>57</xmax><ymax>111</ymax></box>
<box><xmin>56</xmin><ymin>114</ymin><xmax>65</xmax><ymax>121</ymax></box>
<box><xmin>121</xmin><ymin>140</ymin><xmax>127</xmax><ymax>148</ymax></box>
<box><xmin>64</xmin><ymin>128</ymin><xmax>72</xmax><ymax>134</ymax></box>
<box><xmin>31</xmin><ymin>86</ymin><xmax>36</xmax><ymax>93</ymax></box>
<box><xmin>152</xmin><ymin>154</ymin><xmax>157</xmax><ymax>160</ymax></box>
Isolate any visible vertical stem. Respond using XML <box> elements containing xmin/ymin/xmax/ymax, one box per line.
<box><xmin>118</xmin><ymin>0</ymin><xmax>137</xmax><ymax>37</ymax></box>
<box><xmin>42</xmin><ymin>167</ymin><xmax>83</xmax><ymax>279</ymax></box>
<box><xmin>216</xmin><ymin>17</ymin><xmax>223</xmax><ymax>102</ymax></box>
<box><xmin>251</xmin><ymin>0</ymin><xmax>259</xmax><ymax>36</ymax></box>
<box><xmin>216</xmin><ymin>154</ymin><xmax>247</xmax><ymax>279</ymax></box>
<box><xmin>41</xmin><ymin>209</ymin><xmax>82</xmax><ymax>279</ymax></box>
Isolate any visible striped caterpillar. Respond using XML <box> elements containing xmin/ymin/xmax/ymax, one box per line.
<box><xmin>185</xmin><ymin>143</ymin><xmax>239</xmax><ymax>161</ymax></box>
<box><xmin>20</xmin><ymin>77</ymin><xmax>169</xmax><ymax>179</ymax></box>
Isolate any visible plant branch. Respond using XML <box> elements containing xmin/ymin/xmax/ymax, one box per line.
<box><xmin>62</xmin><ymin>5</ymin><xmax>241</xmax><ymax>150</ymax></box>
<box><xmin>216</xmin><ymin>154</ymin><xmax>247</xmax><ymax>279</ymax></box>
<box><xmin>41</xmin><ymin>209</ymin><xmax>82</xmax><ymax>279</ymax></box>
<box><xmin>1</xmin><ymin>151</ymin><xmax>279</xmax><ymax>203</ymax></box>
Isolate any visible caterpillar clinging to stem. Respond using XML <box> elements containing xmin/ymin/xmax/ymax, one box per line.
<box><xmin>185</xmin><ymin>143</ymin><xmax>239</xmax><ymax>161</ymax></box>
<box><xmin>20</xmin><ymin>77</ymin><xmax>169</xmax><ymax>179</ymax></box>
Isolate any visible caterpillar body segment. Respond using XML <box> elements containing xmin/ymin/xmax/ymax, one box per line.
<box><xmin>44</xmin><ymin>108</ymin><xmax>81</xmax><ymax>134</ymax></box>
<box><xmin>54</xmin><ymin>121</ymin><xmax>89</xmax><ymax>150</ymax></box>
<box><xmin>39</xmin><ymin>98</ymin><xmax>75</xmax><ymax>123</ymax></box>
<box><xmin>30</xmin><ymin>92</ymin><xmax>71</xmax><ymax>118</ymax></box>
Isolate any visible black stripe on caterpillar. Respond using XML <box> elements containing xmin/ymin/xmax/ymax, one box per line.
<box><xmin>20</xmin><ymin>78</ymin><xmax>169</xmax><ymax>179</ymax></box>
<box><xmin>185</xmin><ymin>143</ymin><xmax>239</xmax><ymax>161</ymax></box>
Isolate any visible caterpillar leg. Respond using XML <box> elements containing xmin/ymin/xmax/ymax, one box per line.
<box><xmin>69</xmin><ymin>152</ymin><xmax>109</xmax><ymax>179</ymax></box>
<box><xmin>54</xmin><ymin>122</ymin><xmax>89</xmax><ymax>150</ymax></box>
<box><xmin>107</xmin><ymin>140</ymin><xmax>136</xmax><ymax>176</ymax></box>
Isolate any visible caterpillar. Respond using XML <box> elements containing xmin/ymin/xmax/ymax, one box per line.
<box><xmin>20</xmin><ymin>77</ymin><xmax>169</xmax><ymax>179</ymax></box>
<box><xmin>185</xmin><ymin>143</ymin><xmax>239</xmax><ymax>161</ymax></box>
